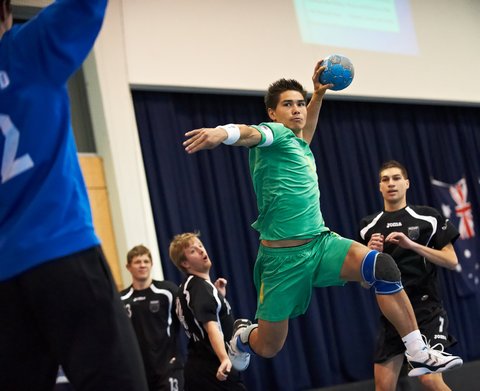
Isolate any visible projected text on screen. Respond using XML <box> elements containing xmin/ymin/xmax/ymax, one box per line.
<box><xmin>295</xmin><ymin>0</ymin><xmax>418</xmax><ymax>55</ymax></box>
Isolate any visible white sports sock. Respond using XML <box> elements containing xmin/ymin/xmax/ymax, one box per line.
<box><xmin>402</xmin><ymin>329</ymin><xmax>427</xmax><ymax>357</ymax></box>
<box><xmin>237</xmin><ymin>324</ymin><xmax>258</xmax><ymax>354</ymax></box>
<box><xmin>240</xmin><ymin>324</ymin><xmax>257</xmax><ymax>343</ymax></box>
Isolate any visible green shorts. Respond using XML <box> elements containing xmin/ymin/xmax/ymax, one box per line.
<box><xmin>254</xmin><ymin>231</ymin><xmax>352</xmax><ymax>321</ymax></box>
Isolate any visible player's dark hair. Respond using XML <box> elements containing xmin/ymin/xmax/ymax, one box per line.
<box><xmin>0</xmin><ymin>0</ymin><xmax>12</xmax><ymax>22</ymax></box>
<box><xmin>264</xmin><ymin>78</ymin><xmax>307</xmax><ymax>111</ymax></box>
<box><xmin>127</xmin><ymin>244</ymin><xmax>152</xmax><ymax>264</ymax></box>
<box><xmin>379</xmin><ymin>160</ymin><xmax>409</xmax><ymax>180</ymax></box>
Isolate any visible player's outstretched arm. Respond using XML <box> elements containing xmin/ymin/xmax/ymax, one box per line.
<box><xmin>204</xmin><ymin>321</ymin><xmax>232</xmax><ymax>381</ymax></box>
<box><xmin>303</xmin><ymin>60</ymin><xmax>332</xmax><ymax>144</ymax></box>
<box><xmin>184</xmin><ymin>125</ymin><xmax>261</xmax><ymax>153</ymax></box>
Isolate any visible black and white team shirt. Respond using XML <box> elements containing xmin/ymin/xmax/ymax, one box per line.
<box><xmin>120</xmin><ymin>280</ymin><xmax>182</xmax><ymax>384</ymax></box>
<box><xmin>359</xmin><ymin>205</ymin><xmax>459</xmax><ymax>303</ymax></box>
<box><xmin>176</xmin><ymin>275</ymin><xmax>234</xmax><ymax>362</ymax></box>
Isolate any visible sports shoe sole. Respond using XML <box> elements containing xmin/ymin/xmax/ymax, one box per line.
<box><xmin>227</xmin><ymin>342</ymin><xmax>251</xmax><ymax>371</ymax></box>
<box><xmin>408</xmin><ymin>357</ymin><xmax>463</xmax><ymax>377</ymax></box>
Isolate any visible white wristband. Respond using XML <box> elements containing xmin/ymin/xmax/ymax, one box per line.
<box><xmin>217</xmin><ymin>124</ymin><xmax>240</xmax><ymax>145</ymax></box>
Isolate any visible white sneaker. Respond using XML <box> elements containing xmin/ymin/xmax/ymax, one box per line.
<box><xmin>406</xmin><ymin>343</ymin><xmax>463</xmax><ymax>377</ymax></box>
<box><xmin>227</xmin><ymin>319</ymin><xmax>252</xmax><ymax>371</ymax></box>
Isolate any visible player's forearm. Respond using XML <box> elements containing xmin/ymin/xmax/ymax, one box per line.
<box><xmin>205</xmin><ymin>321</ymin><xmax>229</xmax><ymax>362</ymax></box>
<box><xmin>303</xmin><ymin>91</ymin><xmax>326</xmax><ymax>144</ymax></box>
<box><xmin>411</xmin><ymin>242</ymin><xmax>458</xmax><ymax>270</ymax></box>
<box><xmin>220</xmin><ymin>124</ymin><xmax>261</xmax><ymax>147</ymax></box>
<box><xmin>25</xmin><ymin>0</ymin><xmax>108</xmax><ymax>84</ymax></box>
<box><xmin>184</xmin><ymin>125</ymin><xmax>261</xmax><ymax>153</ymax></box>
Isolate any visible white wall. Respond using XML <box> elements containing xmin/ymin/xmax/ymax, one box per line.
<box><xmin>122</xmin><ymin>0</ymin><xmax>480</xmax><ymax>105</ymax></box>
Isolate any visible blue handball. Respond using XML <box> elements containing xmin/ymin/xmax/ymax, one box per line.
<box><xmin>319</xmin><ymin>54</ymin><xmax>354</xmax><ymax>91</ymax></box>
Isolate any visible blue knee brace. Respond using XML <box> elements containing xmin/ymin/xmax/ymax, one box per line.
<box><xmin>361</xmin><ymin>250</ymin><xmax>403</xmax><ymax>295</ymax></box>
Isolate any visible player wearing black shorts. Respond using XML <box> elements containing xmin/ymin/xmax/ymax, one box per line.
<box><xmin>121</xmin><ymin>245</ymin><xmax>184</xmax><ymax>391</ymax></box>
<box><xmin>359</xmin><ymin>160</ymin><xmax>460</xmax><ymax>391</ymax></box>
<box><xmin>169</xmin><ymin>233</ymin><xmax>246</xmax><ymax>391</ymax></box>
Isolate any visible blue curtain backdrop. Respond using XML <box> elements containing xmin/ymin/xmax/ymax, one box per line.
<box><xmin>132</xmin><ymin>90</ymin><xmax>480</xmax><ymax>390</ymax></box>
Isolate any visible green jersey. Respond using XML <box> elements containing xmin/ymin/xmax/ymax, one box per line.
<box><xmin>249</xmin><ymin>122</ymin><xmax>328</xmax><ymax>240</ymax></box>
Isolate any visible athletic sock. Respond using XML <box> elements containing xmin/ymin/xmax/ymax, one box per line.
<box><xmin>236</xmin><ymin>324</ymin><xmax>258</xmax><ymax>355</ymax></box>
<box><xmin>402</xmin><ymin>329</ymin><xmax>427</xmax><ymax>357</ymax></box>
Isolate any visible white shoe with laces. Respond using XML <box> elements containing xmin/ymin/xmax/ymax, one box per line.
<box><xmin>227</xmin><ymin>319</ymin><xmax>252</xmax><ymax>371</ymax></box>
<box><xmin>406</xmin><ymin>341</ymin><xmax>463</xmax><ymax>377</ymax></box>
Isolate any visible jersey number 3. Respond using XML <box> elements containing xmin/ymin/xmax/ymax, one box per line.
<box><xmin>1</xmin><ymin>114</ymin><xmax>34</xmax><ymax>184</ymax></box>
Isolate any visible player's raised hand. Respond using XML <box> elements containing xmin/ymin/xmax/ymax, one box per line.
<box><xmin>385</xmin><ymin>232</ymin><xmax>414</xmax><ymax>249</ymax></box>
<box><xmin>214</xmin><ymin>278</ymin><xmax>228</xmax><ymax>297</ymax></box>
<box><xmin>312</xmin><ymin>60</ymin><xmax>333</xmax><ymax>96</ymax></box>
<box><xmin>184</xmin><ymin>127</ymin><xmax>226</xmax><ymax>153</ymax></box>
<box><xmin>368</xmin><ymin>233</ymin><xmax>384</xmax><ymax>252</ymax></box>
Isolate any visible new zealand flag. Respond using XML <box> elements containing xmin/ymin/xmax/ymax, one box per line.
<box><xmin>431</xmin><ymin>177</ymin><xmax>480</xmax><ymax>297</ymax></box>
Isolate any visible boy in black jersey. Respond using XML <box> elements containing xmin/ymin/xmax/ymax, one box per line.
<box><xmin>359</xmin><ymin>160</ymin><xmax>460</xmax><ymax>391</ymax></box>
<box><xmin>121</xmin><ymin>245</ymin><xmax>184</xmax><ymax>391</ymax></box>
<box><xmin>169</xmin><ymin>232</ymin><xmax>247</xmax><ymax>391</ymax></box>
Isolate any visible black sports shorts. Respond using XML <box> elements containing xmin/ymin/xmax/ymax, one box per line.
<box><xmin>0</xmin><ymin>246</ymin><xmax>148</xmax><ymax>391</ymax></box>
